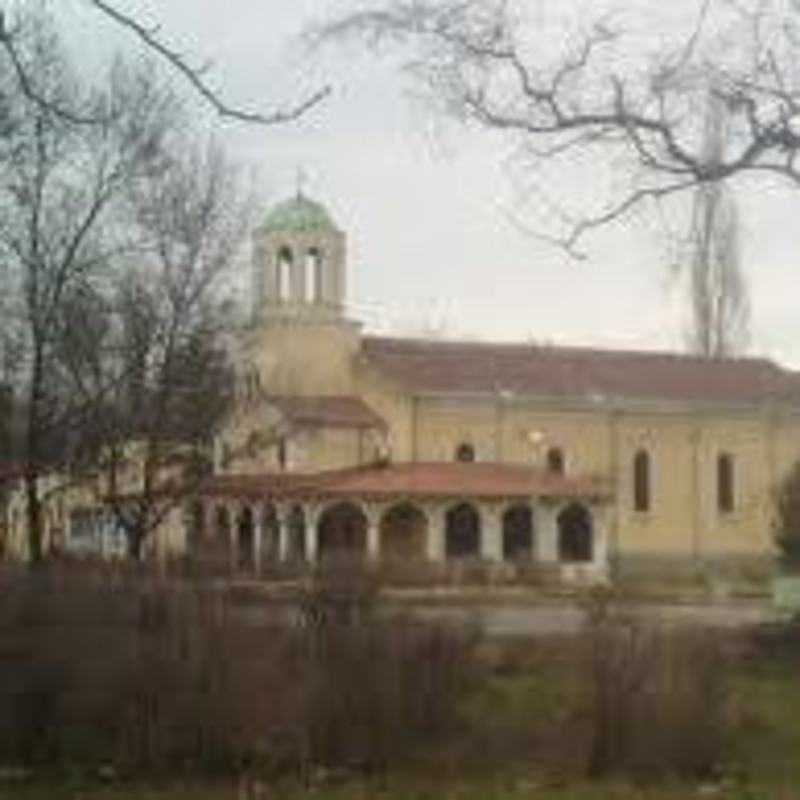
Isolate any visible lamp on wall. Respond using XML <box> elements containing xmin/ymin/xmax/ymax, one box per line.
<box><xmin>526</xmin><ymin>429</ymin><xmax>547</xmax><ymax>464</ymax></box>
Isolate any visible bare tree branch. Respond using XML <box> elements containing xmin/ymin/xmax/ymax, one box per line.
<box><xmin>0</xmin><ymin>14</ymin><xmax>105</xmax><ymax>125</ymax></box>
<box><xmin>88</xmin><ymin>0</ymin><xmax>331</xmax><ymax>126</ymax></box>
<box><xmin>313</xmin><ymin>0</ymin><xmax>800</xmax><ymax>255</ymax></box>
<box><xmin>1</xmin><ymin>2</ymin><xmax>330</xmax><ymax>128</ymax></box>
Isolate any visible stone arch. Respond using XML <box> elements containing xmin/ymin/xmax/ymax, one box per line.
<box><xmin>211</xmin><ymin>504</ymin><xmax>232</xmax><ymax>571</ymax></box>
<box><xmin>502</xmin><ymin>503</ymin><xmax>534</xmax><ymax>561</ymax></box>
<box><xmin>215</xmin><ymin>505</ymin><xmax>231</xmax><ymax>546</ymax></box>
<box><xmin>306</xmin><ymin>247</ymin><xmax>323</xmax><ymax>303</ymax></box>
<box><xmin>318</xmin><ymin>501</ymin><xmax>367</xmax><ymax>560</ymax></box>
<box><xmin>286</xmin><ymin>505</ymin><xmax>306</xmax><ymax>560</ymax></box>
<box><xmin>237</xmin><ymin>506</ymin><xmax>256</xmax><ymax>572</ymax></box>
<box><xmin>186</xmin><ymin>500</ymin><xmax>204</xmax><ymax>557</ymax></box>
<box><xmin>557</xmin><ymin>503</ymin><xmax>593</xmax><ymax>563</ymax></box>
<box><xmin>380</xmin><ymin>503</ymin><xmax>428</xmax><ymax>559</ymax></box>
<box><xmin>261</xmin><ymin>504</ymin><xmax>281</xmax><ymax>562</ymax></box>
<box><xmin>445</xmin><ymin>502</ymin><xmax>481</xmax><ymax>559</ymax></box>
<box><xmin>276</xmin><ymin>245</ymin><xmax>293</xmax><ymax>301</ymax></box>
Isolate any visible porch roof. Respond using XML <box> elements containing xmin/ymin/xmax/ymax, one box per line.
<box><xmin>265</xmin><ymin>395</ymin><xmax>388</xmax><ymax>432</ymax></box>
<box><xmin>201</xmin><ymin>461</ymin><xmax>611</xmax><ymax>502</ymax></box>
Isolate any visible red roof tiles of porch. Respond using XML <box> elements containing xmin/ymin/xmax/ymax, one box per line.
<box><xmin>202</xmin><ymin>462</ymin><xmax>611</xmax><ymax>502</ymax></box>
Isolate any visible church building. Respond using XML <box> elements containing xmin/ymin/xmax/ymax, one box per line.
<box><xmin>192</xmin><ymin>192</ymin><xmax>800</xmax><ymax>583</ymax></box>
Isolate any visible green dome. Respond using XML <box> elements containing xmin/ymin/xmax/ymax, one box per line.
<box><xmin>262</xmin><ymin>194</ymin><xmax>338</xmax><ymax>233</ymax></box>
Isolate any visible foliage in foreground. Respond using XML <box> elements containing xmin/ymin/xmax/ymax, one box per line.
<box><xmin>1</xmin><ymin>568</ymin><xmax>800</xmax><ymax>794</ymax></box>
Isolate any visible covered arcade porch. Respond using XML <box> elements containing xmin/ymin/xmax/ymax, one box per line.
<box><xmin>190</xmin><ymin>462</ymin><xmax>613</xmax><ymax>582</ymax></box>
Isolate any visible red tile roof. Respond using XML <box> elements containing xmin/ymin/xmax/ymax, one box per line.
<box><xmin>267</xmin><ymin>395</ymin><xmax>387</xmax><ymax>431</ymax></box>
<box><xmin>361</xmin><ymin>336</ymin><xmax>794</xmax><ymax>406</ymax></box>
<box><xmin>202</xmin><ymin>462</ymin><xmax>609</xmax><ymax>502</ymax></box>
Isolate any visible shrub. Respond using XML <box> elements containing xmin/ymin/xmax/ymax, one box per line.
<box><xmin>583</xmin><ymin>589</ymin><xmax>728</xmax><ymax>780</ymax></box>
<box><xmin>0</xmin><ymin>560</ymin><xmax>479</xmax><ymax>781</ymax></box>
<box><xmin>774</xmin><ymin>461</ymin><xmax>800</xmax><ymax>571</ymax></box>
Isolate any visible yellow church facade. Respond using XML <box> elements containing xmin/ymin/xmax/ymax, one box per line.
<box><xmin>5</xmin><ymin>193</ymin><xmax>799</xmax><ymax>583</ymax></box>
<box><xmin>194</xmin><ymin>194</ymin><xmax>800</xmax><ymax>583</ymax></box>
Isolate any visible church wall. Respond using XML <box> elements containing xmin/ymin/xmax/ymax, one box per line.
<box><xmin>362</xmin><ymin>386</ymin><xmax>792</xmax><ymax>569</ymax></box>
<box><xmin>293</xmin><ymin>427</ymin><xmax>373</xmax><ymax>472</ymax></box>
<box><xmin>352</xmin><ymin>367</ymin><xmax>416</xmax><ymax>462</ymax></box>
<box><xmin>253</xmin><ymin>320</ymin><xmax>361</xmax><ymax>396</ymax></box>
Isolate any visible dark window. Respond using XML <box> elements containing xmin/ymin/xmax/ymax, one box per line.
<box><xmin>503</xmin><ymin>505</ymin><xmax>533</xmax><ymax>561</ymax></box>
<box><xmin>718</xmin><ymin>453</ymin><xmax>735</xmax><ymax>513</ymax></box>
<box><xmin>307</xmin><ymin>247</ymin><xmax>323</xmax><ymax>303</ymax></box>
<box><xmin>557</xmin><ymin>503</ymin><xmax>593</xmax><ymax>563</ymax></box>
<box><xmin>633</xmin><ymin>450</ymin><xmax>650</xmax><ymax>512</ymax></box>
<box><xmin>456</xmin><ymin>443</ymin><xmax>475</xmax><ymax>463</ymax></box>
<box><xmin>546</xmin><ymin>447</ymin><xmax>564</xmax><ymax>475</ymax></box>
<box><xmin>278</xmin><ymin>438</ymin><xmax>288</xmax><ymax>471</ymax></box>
<box><xmin>445</xmin><ymin>503</ymin><xmax>481</xmax><ymax>558</ymax></box>
<box><xmin>277</xmin><ymin>246</ymin><xmax>293</xmax><ymax>301</ymax></box>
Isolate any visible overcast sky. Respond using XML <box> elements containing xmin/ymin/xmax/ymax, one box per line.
<box><xmin>67</xmin><ymin>0</ymin><xmax>800</xmax><ymax>366</ymax></box>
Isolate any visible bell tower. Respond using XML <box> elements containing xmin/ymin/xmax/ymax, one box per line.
<box><xmin>248</xmin><ymin>192</ymin><xmax>360</xmax><ymax>394</ymax></box>
<box><xmin>252</xmin><ymin>191</ymin><xmax>347</xmax><ymax>323</ymax></box>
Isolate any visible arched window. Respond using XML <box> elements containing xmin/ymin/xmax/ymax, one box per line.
<box><xmin>633</xmin><ymin>449</ymin><xmax>651</xmax><ymax>512</ymax></box>
<box><xmin>276</xmin><ymin>246</ymin><xmax>293</xmax><ymax>301</ymax></box>
<box><xmin>546</xmin><ymin>447</ymin><xmax>564</xmax><ymax>475</ymax></box>
<box><xmin>303</xmin><ymin>247</ymin><xmax>319</xmax><ymax>303</ymax></box>
<box><xmin>445</xmin><ymin>503</ymin><xmax>481</xmax><ymax>558</ymax></box>
<box><xmin>278</xmin><ymin>437</ymin><xmax>288</xmax><ymax>471</ymax></box>
<box><xmin>455</xmin><ymin>443</ymin><xmax>475</xmax><ymax>463</ymax></box>
<box><xmin>306</xmin><ymin>248</ymin><xmax>323</xmax><ymax>303</ymax></box>
<box><xmin>315</xmin><ymin>250</ymin><xmax>324</xmax><ymax>302</ymax></box>
<box><xmin>718</xmin><ymin>452</ymin><xmax>735</xmax><ymax>513</ymax></box>
<box><xmin>557</xmin><ymin>503</ymin><xmax>593</xmax><ymax>563</ymax></box>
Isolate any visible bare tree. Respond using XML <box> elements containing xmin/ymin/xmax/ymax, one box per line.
<box><xmin>0</xmin><ymin>9</ymin><xmax>181</xmax><ymax>563</ymax></box>
<box><xmin>0</xmin><ymin>1</ymin><xmax>329</xmax><ymax>127</ymax></box>
<box><xmin>313</xmin><ymin>0</ymin><xmax>800</xmax><ymax>257</ymax></box>
<box><xmin>684</xmin><ymin>91</ymin><xmax>750</xmax><ymax>358</ymax></box>
<box><xmin>89</xmin><ymin>141</ymin><xmax>247</xmax><ymax>561</ymax></box>
<box><xmin>0</xmin><ymin>9</ymin><xmax>252</xmax><ymax>564</ymax></box>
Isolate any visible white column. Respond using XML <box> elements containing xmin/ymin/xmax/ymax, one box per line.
<box><xmin>277</xmin><ymin>505</ymin><xmax>290</xmax><ymax>562</ymax></box>
<box><xmin>535</xmin><ymin>501</ymin><xmax>560</xmax><ymax>563</ymax></box>
<box><xmin>305</xmin><ymin>504</ymin><xmax>319</xmax><ymax>563</ymax></box>
<box><xmin>203</xmin><ymin>502</ymin><xmax>216</xmax><ymax>542</ymax></box>
<box><xmin>592</xmin><ymin>504</ymin><xmax>610</xmax><ymax>579</ymax></box>
<box><xmin>253</xmin><ymin>507</ymin><xmax>263</xmax><ymax>576</ymax></box>
<box><xmin>426</xmin><ymin>505</ymin><xmax>446</xmax><ymax>562</ymax></box>
<box><xmin>229</xmin><ymin>503</ymin><xmax>240</xmax><ymax>574</ymax></box>
<box><xmin>480</xmin><ymin>504</ymin><xmax>503</xmax><ymax>562</ymax></box>
<box><xmin>365</xmin><ymin>504</ymin><xmax>382</xmax><ymax>561</ymax></box>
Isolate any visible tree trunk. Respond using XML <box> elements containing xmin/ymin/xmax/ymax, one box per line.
<box><xmin>25</xmin><ymin>346</ymin><xmax>45</xmax><ymax>565</ymax></box>
<box><xmin>24</xmin><ymin>469</ymin><xmax>43</xmax><ymax>565</ymax></box>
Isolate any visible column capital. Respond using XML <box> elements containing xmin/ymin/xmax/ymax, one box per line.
<box><xmin>480</xmin><ymin>501</ymin><xmax>505</xmax><ymax>523</ymax></box>
<box><xmin>362</xmin><ymin>500</ymin><xmax>386</xmax><ymax>526</ymax></box>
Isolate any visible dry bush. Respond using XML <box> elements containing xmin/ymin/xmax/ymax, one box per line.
<box><xmin>0</xmin><ymin>560</ymin><xmax>480</xmax><ymax>781</ymax></box>
<box><xmin>290</xmin><ymin>558</ymin><xmax>480</xmax><ymax>779</ymax></box>
<box><xmin>582</xmin><ymin>590</ymin><xmax>728</xmax><ymax>780</ymax></box>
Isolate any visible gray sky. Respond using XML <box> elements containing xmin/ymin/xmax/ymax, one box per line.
<box><xmin>71</xmin><ymin>0</ymin><xmax>800</xmax><ymax>365</ymax></box>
